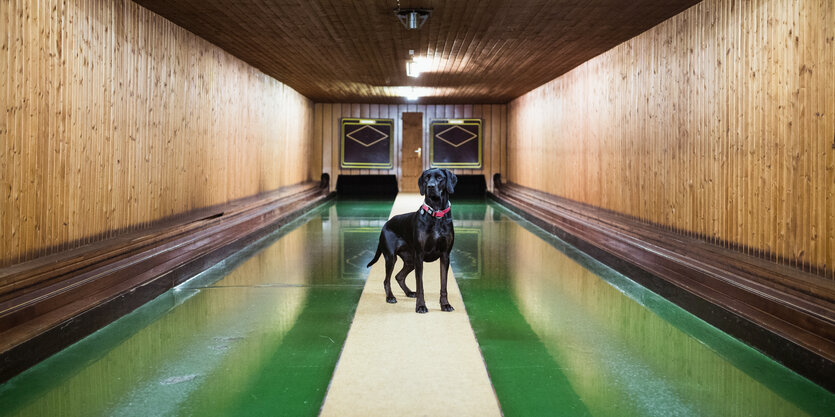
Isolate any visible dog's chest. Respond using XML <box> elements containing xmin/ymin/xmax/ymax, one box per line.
<box><xmin>417</xmin><ymin>220</ymin><xmax>452</xmax><ymax>255</ymax></box>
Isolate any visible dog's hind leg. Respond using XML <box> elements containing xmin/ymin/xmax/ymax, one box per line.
<box><xmin>393</xmin><ymin>252</ymin><xmax>416</xmax><ymax>298</ymax></box>
<box><xmin>383</xmin><ymin>254</ymin><xmax>397</xmax><ymax>303</ymax></box>
<box><xmin>394</xmin><ymin>262</ymin><xmax>416</xmax><ymax>298</ymax></box>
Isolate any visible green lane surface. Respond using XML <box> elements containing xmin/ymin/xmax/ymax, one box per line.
<box><xmin>0</xmin><ymin>198</ymin><xmax>394</xmax><ymax>417</ymax></box>
<box><xmin>3</xmin><ymin>197</ymin><xmax>833</xmax><ymax>417</ymax></box>
<box><xmin>451</xmin><ymin>199</ymin><xmax>835</xmax><ymax>417</ymax></box>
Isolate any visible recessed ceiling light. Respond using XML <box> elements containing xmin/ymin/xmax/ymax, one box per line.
<box><xmin>404</xmin><ymin>88</ymin><xmax>420</xmax><ymax>101</ymax></box>
<box><xmin>406</xmin><ymin>53</ymin><xmax>429</xmax><ymax>78</ymax></box>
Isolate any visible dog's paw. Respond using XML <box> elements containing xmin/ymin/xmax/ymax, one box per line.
<box><xmin>415</xmin><ymin>305</ymin><xmax>428</xmax><ymax>314</ymax></box>
<box><xmin>441</xmin><ymin>304</ymin><xmax>455</xmax><ymax>312</ymax></box>
<box><xmin>386</xmin><ymin>296</ymin><xmax>397</xmax><ymax>304</ymax></box>
<box><xmin>405</xmin><ymin>291</ymin><xmax>416</xmax><ymax>298</ymax></box>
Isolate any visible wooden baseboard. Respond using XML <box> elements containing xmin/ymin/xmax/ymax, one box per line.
<box><xmin>489</xmin><ymin>180</ymin><xmax>835</xmax><ymax>392</ymax></box>
<box><xmin>0</xmin><ymin>178</ymin><xmax>333</xmax><ymax>383</ymax></box>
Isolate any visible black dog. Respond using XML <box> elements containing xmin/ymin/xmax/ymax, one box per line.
<box><xmin>367</xmin><ymin>168</ymin><xmax>457</xmax><ymax>313</ymax></box>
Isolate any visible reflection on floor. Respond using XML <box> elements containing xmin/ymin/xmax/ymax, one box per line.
<box><xmin>451</xmin><ymin>200</ymin><xmax>835</xmax><ymax>417</ymax></box>
<box><xmin>0</xmin><ymin>198</ymin><xmax>833</xmax><ymax>417</ymax></box>
<box><xmin>0</xmin><ymin>198</ymin><xmax>394</xmax><ymax>417</ymax></box>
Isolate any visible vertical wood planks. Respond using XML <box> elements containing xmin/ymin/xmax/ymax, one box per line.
<box><xmin>1</xmin><ymin>0</ymin><xmax>317</xmax><ymax>268</ymax></box>
<box><xmin>506</xmin><ymin>0</ymin><xmax>835</xmax><ymax>279</ymax></box>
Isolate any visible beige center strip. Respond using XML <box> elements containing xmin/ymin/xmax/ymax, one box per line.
<box><xmin>319</xmin><ymin>194</ymin><xmax>502</xmax><ymax>417</ymax></box>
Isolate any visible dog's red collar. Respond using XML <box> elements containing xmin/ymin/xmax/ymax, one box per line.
<box><xmin>420</xmin><ymin>202</ymin><xmax>451</xmax><ymax>218</ymax></box>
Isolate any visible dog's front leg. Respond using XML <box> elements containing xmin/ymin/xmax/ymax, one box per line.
<box><xmin>414</xmin><ymin>254</ymin><xmax>428</xmax><ymax>313</ymax></box>
<box><xmin>439</xmin><ymin>253</ymin><xmax>454</xmax><ymax>312</ymax></box>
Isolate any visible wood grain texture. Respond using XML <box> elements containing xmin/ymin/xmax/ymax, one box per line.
<box><xmin>401</xmin><ymin>112</ymin><xmax>423</xmax><ymax>192</ymax></box>
<box><xmin>0</xmin><ymin>0</ymin><xmax>317</xmax><ymax>268</ymax></box>
<box><xmin>130</xmin><ymin>0</ymin><xmax>701</xmax><ymax>104</ymax></box>
<box><xmin>507</xmin><ymin>0</ymin><xmax>835</xmax><ymax>279</ymax></box>
<box><xmin>316</xmin><ymin>103</ymin><xmax>507</xmax><ymax>192</ymax></box>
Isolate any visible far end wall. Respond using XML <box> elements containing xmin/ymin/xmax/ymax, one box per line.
<box><xmin>315</xmin><ymin>103</ymin><xmax>507</xmax><ymax>192</ymax></box>
<box><xmin>507</xmin><ymin>0</ymin><xmax>834</xmax><ymax>278</ymax></box>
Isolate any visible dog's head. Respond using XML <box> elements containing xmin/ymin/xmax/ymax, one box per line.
<box><xmin>418</xmin><ymin>168</ymin><xmax>457</xmax><ymax>199</ymax></box>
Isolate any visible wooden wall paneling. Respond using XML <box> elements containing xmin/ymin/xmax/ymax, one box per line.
<box><xmin>1</xmin><ymin>0</ymin><xmax>8</xmax><ymax>263</ymax></box>
<box><xmin>0</xmin><ymin>0</ymin><xmax>316</xmax><ymax>268</ymax></box>
<box><xmin>386</xmin><ymin>104</ymin><xmax>395</xmax><ymax>181</ymax></box>
<box><xmin>495</xmin><ymin>102</ymin><xmax>504</xmax><ymax>190</ymax></box>
<box><xmin>507</xmin><ymin>0</ymin><xmax>834</xmax><ymax>279</ymax></box>
<box><xmin>473</xmin><ymin>105</ymin><xmax>486</xmax><ymax>187</ymax></box>
<box><xmin>21</xmin><ymin>0</ymin><xmax>33</xmax><ymax>258</ymax></box>
<box><xmin>443</xmin><ymin>104</ymin><xmax>453</xmax><ymax>120</ymax></box>
<box><xmin>773</xmin><ymin>0</ymin><xmax>786</xmax><ymax>262</ymax></box>
<box><xmin>398</xmin><ymin>103</ymin><xmax>408</xmax><ymax>182</ymax></box>
<box><xmin>490</xmin><ymin>105</ymin><xmax>501</xmax><ymax>188</ymax></box>
<box><xmin>342</xmin><ymin>103</ymin><xmax>353</xmax><ymax>176</ymax></box>
<box><xmin>16</xmin><ymin>0</ymin><xmax>27</xmax><ymax>258</ymax></box>
<box><xmin>804</xmin><ymin>0</ymin><xmax>826</xmax><ymax>275</ymax></box>
<box><xmin>499</xmin><ymin>105</ymin><xmax>507</xmax><ymax>189</ymax></box>
<box><xmin>30</xmin><ymin>0</ymin><xmax>42</xmax><ymax>257</ymax></box>
<box><xmin>384</xmin><ymin>104</ymin><xmax>395</xmax><ymax>177</ymax></box>
<box><xmin>745</xmin><ymin>3</ymin><xmax>756</xmax><ymax>257</ymax></box>
<box><xmin>369</xmin><ymin>105</ymin><xmax>380</xmax><ymax>173</ymax></box>
<box><xmin>323</xmin><ymin>103</ymin><xmax>333</xmax><ymax>190</ymax></box>
<box><xmin>438</xmin><ymin>103</ymin><xmax>447</xmax><ymax>167</ymax></box>
<box><xmin>6</xmin><ymin>0</ymin><xmax>16</xmax><ymax>260</ymax></box>
<box><xmin>721</xmin><ymin>0</ymin><xmax>732</xmax><ymax>251</ymax></box>
<box><xmin>420</xmin><ymin>104</ymin><xmax>431</xmax><ymax>172</ymax></box>
<box><xmin>331</xmin><ymin>103</ymin><xmax>340</xmax><ymax>190</ymax></box>
<box><xmin>354</xmin><ymin>103</ymin><xmax>364</xmax><ymax>175</ymax></box>
<box><xmin>32</xmin><ymin>0</ymin><xmax>44</xmax><ymax>257</ymax></box>
<box><xmin>313</xmin><ymin>103</ymin><xmax>323</xmax><ymax>182</ymax></box>
<box><xmin>824</xmin><ymin>0</ymin><xmax>834</xmax><ymax>278</ymax></box>
<box><xmin>396</xmin><ymin>104</ymin><xmax>404</xmax><ymax>177</ymax></box>
<box><xmin>383</xmin><ymin>104</ymin><xmax>393</xmax><ymax>179</ymax></box>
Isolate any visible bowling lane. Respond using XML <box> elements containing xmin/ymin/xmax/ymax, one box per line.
<box><xmin>2</xmin><ymin>196</ymin><xmax>833</xmax><ymax>417</ymax></box>
<box><xmin>451</xmin><ymin>200</ymin><xmax>835</xmax><ymax>417</ymax></box>
<box><xmin>0</xmin><ymin>198</ymin><xmax>393</xmax><ymax>417</ymax></box>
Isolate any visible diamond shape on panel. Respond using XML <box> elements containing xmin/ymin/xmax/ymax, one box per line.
<box><xmin>435</xmin><ymin>125</ymin><xmax>477</xmax><ymax>148</ymax></box>
<box><xmin>346</xmin><ymin>125</ymin><xmax>389</xmax><ymax>147</ymax></box>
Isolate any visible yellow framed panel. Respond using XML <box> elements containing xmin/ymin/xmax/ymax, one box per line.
<box><xmin>429</xmin><ymin>119</ymin><xmax>482</xmax><ymax>169</ymax></box>
<box><xmin>341</xmin><ymin>118</ymin><xmax>394</xmax><ymax>169</ymax></box>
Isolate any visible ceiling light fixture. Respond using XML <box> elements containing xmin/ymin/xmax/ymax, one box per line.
<box><xmin>395</xmin><ymin>8</ymin><xmax>431</xmax><ymax>30</ymax></box>
<box><xmin>404</xmin><ymin>87</ymin><xmax>420</xmax><ymax>101</ymax></box>
<box><xmin>406</xmin><ymin>50</ymin><xmax>428</xmax><ymax>78</ymax></box>
<box><xmin>399</xmin><ymin>86</ymin><xmax>422</xmax><ymax>101</ymax></box>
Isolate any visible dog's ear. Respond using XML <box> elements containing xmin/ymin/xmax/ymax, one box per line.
<box><xmin>418</xmin><ymin>171</ymin><xmax>427</xmax><ymax>195</ymax></box>
<box><xmin>443</xmin><ymin>169</ymin><xmax>458</xmax><ymax>194</ymax></box>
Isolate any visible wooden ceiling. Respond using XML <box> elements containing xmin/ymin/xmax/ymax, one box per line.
<box><xmin>133</xmin><ymin>0</ymin><xmax>701</xmax><ymax>103</ymax></box>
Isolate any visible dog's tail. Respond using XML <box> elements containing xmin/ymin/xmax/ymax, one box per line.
<box><xmin>367</xmin><ymin>236</ymin><xmax>383</xmax><ymax>268</ymax></box>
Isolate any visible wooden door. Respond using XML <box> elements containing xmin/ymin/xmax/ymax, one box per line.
<box><xmin>400</xmin><ymin>112</ymin><xmax>423</xmax><ymax>192</ymax></box>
